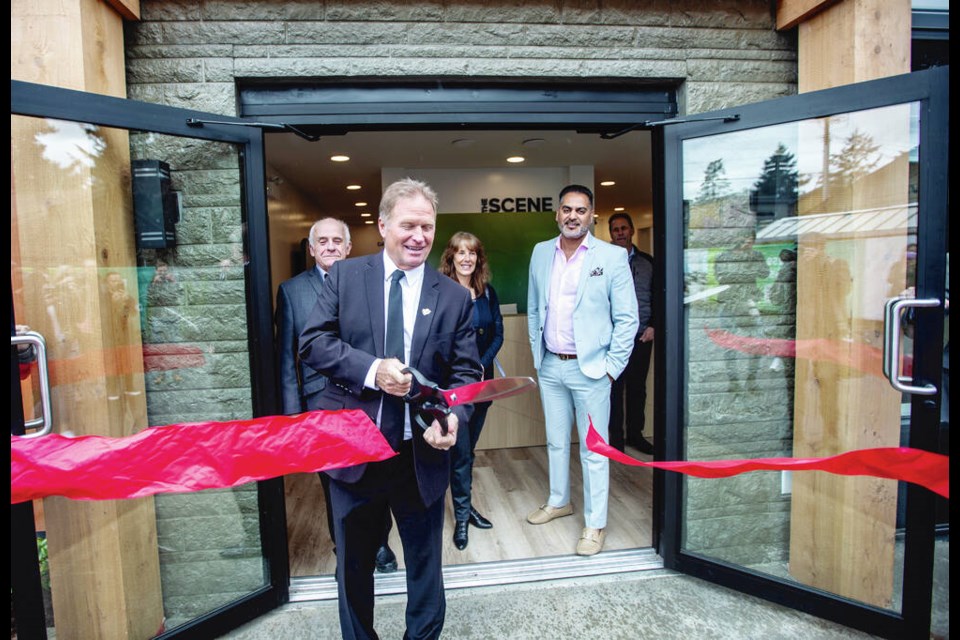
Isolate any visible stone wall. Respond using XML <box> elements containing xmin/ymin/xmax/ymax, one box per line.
<box><xmin>683</xmin><ymin>195</ymin><xmax>797</xmax><ymax>566</ymax></box>
<box><xmin>124</xmin><ymin>0</ymin><xmax>797</xmax><ymax>117</ymax></box>
<box><xmin>128</xmin><ymin>131</ymin><xmax>263</xmax><ymax>627</ymax></box>
<box><xmin>122</xmin><ymin>0</ymin><xmax>800</xmax><ymax>617</ymax></box>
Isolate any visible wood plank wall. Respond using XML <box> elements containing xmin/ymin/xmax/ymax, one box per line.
<box><xmin>11</xmin><ymin>1</ymin><xmax>163</xmax><ymax>637</ymax></box>
<box><xmin>778</xmin><ymin>0</ymin><xmax>911</xmax><ymax>608</ymax></box>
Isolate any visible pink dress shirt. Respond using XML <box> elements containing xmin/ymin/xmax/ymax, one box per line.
<box><xmin>543</xmin><ymin>235</ymin><xmax>589</xmax><ymax>355</ymax></box>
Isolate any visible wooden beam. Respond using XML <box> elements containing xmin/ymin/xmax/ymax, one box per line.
<box><xmin>105</xmin><ymin>0</ymin><xmax>140</xmax><ymax>21</ymax></box>
<box><xmin>777</xmin><ymin>0</ymin><xmax>841</xmax><ymax>31</ymax></box>
<box><xmin>11</xmin><ymin>1</ymin><xmax>161</xmax><ymax>637</ymax></box>
<box><xmin>788</xmin><ymin>0</ymin><xmax>911</xmax><ymax>93</ymax></box>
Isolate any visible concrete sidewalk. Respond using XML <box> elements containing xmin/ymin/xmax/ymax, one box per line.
<box><xmin>221</xmin><ymin>569</ymin><xmax>888</xmax><ymax>639</ymax></box>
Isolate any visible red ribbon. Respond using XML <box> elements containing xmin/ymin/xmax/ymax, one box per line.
<box><xmin>586</xmin><ymin>424</ymin><xmax>948</xmax><ymax>499</ymax></box>
<box><xmin>12</xmin><ymin>410</ymin><xmax>947</xmax><ymax>504</ymax></box>
<box><xmin>34</xmin><ymin>343</ymin><xmax>208</xmax><ymax>387</ymax></box>
<box><xmin>10</xmin><ymin>410</ymin><xmax>394</xmax><ymax>503</ymax></box>
<box><xmin>704</xmin><ymin>328</ymin><xmax>913</xmax><ymax>378</ymax></box>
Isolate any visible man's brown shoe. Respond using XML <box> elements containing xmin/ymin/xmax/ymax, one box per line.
<box><xmin>526</xmin><ymin>503</ymin><xmax>574</xmax><ymax>525</ymax></box>
<box><xmin>576</xmin><ymin>528</ymin><xmax>606</xmax><ymax>556</ymax></box>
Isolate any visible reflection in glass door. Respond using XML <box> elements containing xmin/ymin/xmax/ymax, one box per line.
<box><xmin>11</xmin><ymin>114</ymin><xmax>267</xmax><ymax>637</ymax></box>
<box><xmin>679</xmin><ymin>103</ymin><xmax>920</xmax><ymax>611</ymax></box>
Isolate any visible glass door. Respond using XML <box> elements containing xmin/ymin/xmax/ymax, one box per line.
<box><xmin>658</xmin><ymin>67</ymin><xmax>948</xmax><ymax>639</ymax></box>
<box><xmin>10</xmin><ymin>81</ymin><xmax>286</xmax><ymax>639</ymax></box>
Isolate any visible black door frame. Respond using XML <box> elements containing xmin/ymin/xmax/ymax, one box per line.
<box><xmin>10</xmin><ymin>79</ymin><xmax>288</xmax><ymax>640</ymax></box>
<box><xmin>238</xmin><ymin>78</ymin><xmax>680</xmax><ymax>131</ymax></box>
<box><xmin>242</xmin><ymin>77</ymin><xmax>682</xmax><ymax>561</ymax></box>
<box><xmin>657</xmin><ymin>66</ymin><xmax>949</xmax><ymax>640</ymax></box>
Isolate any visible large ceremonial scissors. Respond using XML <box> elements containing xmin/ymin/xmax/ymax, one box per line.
<box><xmin>401</xmin><ymin>366</ymin><xmax>537</xmax><ymax>434</ymax></box>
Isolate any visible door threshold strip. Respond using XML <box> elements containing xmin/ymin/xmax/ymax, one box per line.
<box><xmin>289</xmin><ymin>547</ymin><xmax>664</xmax><ymax>602</ymax></box>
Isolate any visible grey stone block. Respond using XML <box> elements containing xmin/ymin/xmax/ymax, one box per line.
<box><xmin>201</xmin><ymin>0</ymin><xmax>323</xmax><ymax>22</ymax></box>
<box><xmin>163</xmin><ymin>22</ymin><xmax>286</xmax><ymax>46</ymax></box>
<box><xmin>204</xmin><ymin>58</ymin><xmax>237</xmax><ymax>82</ymax></box>
<box><xmin>164</xmin><ymin>83</ymin><xmax>238</xmax><ymax>115</ymax></box>
<box><xmin>686</xmin><ymin>81</ymin><xmax>797</xmax><ymax>114</ymax></box>
<box><xmin>127</xmin><ymin>44</ymin><xmax>236</xmax><ymax>59</ymax></box>
<box><xmin>325</xmin><ymin>1</ymin><xmax>444</xmax><ymax>22</ymax></box>
<box><xmin>127</xmin><ymin>58</ymin><xmax>205</xmax><ymax>84</ymax></box>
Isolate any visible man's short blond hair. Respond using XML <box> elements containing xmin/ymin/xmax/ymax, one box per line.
<box><xmin>379</xmin><ymin>178</ymin><xmax>438</xmax><ymax>222</ymax></box>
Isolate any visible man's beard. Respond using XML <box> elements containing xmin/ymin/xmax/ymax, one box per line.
<box><xmin>558</xmin><ymin>220</ymin><xmax>588</xmax><ymax>240</ymax></box>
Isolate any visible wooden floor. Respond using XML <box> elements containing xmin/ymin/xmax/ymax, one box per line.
<box><xmin>285</xmin><ymin>444</ymin><xmax>653</xmax><ymax>576</ymax></box>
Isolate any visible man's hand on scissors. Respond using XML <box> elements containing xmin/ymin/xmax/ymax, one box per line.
<box><xmin>376</xmin><ymin>358</ymin><xmax>412</xmax><ymax>397</ymax></box>
<box><xmin>423</xmin><ymin>412</ymin><xmax>457</xmax><ymax>451</ymax></box>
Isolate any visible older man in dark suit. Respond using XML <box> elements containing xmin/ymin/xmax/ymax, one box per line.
<box><xmin>275</xmin><ymin>217</ymin><xmax>396</xmax><ymax>572</ymax></box>
<box><xmin>299</xmin><ymin>178</ymin><xmax>481</xmax><ymax>640</ymax></box>
<box><xmin>276</xmin><ymin>218</ymin><xmax>352</xmax><ymax>414</ymax></box>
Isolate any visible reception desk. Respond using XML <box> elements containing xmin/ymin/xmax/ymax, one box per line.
<box><xmin>475</xmin><ymin>313</ymin><xmax>654</xmax><ymax>451</ymax></box>
<box><xmin>475</xmin><ymin>314</ymin><xmax>546</xmax><ymax>450</ymax></box>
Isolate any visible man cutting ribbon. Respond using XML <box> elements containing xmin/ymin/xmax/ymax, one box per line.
<box><xmin>298</xmin><ymin>178</ymin><xmax>482</xmax><ymax>640</ymax></box>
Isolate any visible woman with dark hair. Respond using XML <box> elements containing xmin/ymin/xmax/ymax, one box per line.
<box><xmin>439</xmin><ymin>231</ymin><xmax>504</xmax><ymax>550</ymax></box>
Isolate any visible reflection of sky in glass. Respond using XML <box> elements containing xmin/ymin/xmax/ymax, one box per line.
<box><xmin>35</xmin><ymin>119</ymin><xmax>106</xmax><ymax>174</ymax></box>
<box><xmin>683</xmin><ymin>124</ymin><xmax>799</xmax><ymax>200</ymax></box>
<box><xmin>682</xmin><ymin>103</ymin><xmax>919</xmax><ymax>200</ymax></box>
<box><xmin>909</xmin><ymin>102</ymin><xmax>920</xmax><ymax>162</ymax></box>
<box><xmin>911</xmin><ymin>0</ymin><xmax>948</xmax><ymax>10</ymax></box>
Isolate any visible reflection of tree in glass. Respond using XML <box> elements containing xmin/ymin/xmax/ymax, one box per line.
<box><xmin>696</xmin><ymin>159</ymin><xmax>732</xmax><ymax>203</ymax></box>
<box><xmin>826</xmin><ymin>130</ymin><xmax>881</xmax><ymax>189</ymax></box>
<box><xmin>750</xmin><ymin>143</ymin><xmax>800</xmax><ymax>224</ymax></box>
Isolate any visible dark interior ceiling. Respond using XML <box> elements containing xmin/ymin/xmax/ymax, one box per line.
<box><xmin>264</xmin><ymin>127</ymin><xmax>653</xmax><ymax>228</ymax></box>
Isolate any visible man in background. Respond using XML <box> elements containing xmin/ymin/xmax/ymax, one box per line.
<box><xmin>275</xmin><ymin>217</ymin><xmax>397</xmax><ymax>573</ymax></box>
<box><xmin>607</xmin><ymin>212</ymin><xmax>655</xmax><ymax>454</ymax></box>
<box><xmin>526</xmin><ymin>184</ymin><xmax>638</xmax><ymax>556</ymax></box>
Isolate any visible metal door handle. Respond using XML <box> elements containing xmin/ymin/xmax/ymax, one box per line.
<box><xmin>11</xmin><ymin>331</ymin><xmax>53</xmax><ymax>437</ymax></box>
<box><xmin>882</xmin><ymin>296</ymin><xmax>939</xmax><ymax>395</ymax></box>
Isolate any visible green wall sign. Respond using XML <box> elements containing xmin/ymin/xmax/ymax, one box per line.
<box><xmin>429</xmin><ymin>211</ymin><xmax>558</xmax><ymax>314</ymax></box>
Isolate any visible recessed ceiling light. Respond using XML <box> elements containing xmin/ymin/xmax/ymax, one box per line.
<box><xmin>451</xmin><ymin>138</ymin><xmax>476</xmax><ymax>148</ymax></box>
<box><xmin>360</xmin><ymin>212</ymin><xmax>372</xmax><ymax>217</ymax></box>
<box><xmin>364</xmin><ymin>220</ymin><xmax>375</xmax><ymax>224</ymax></box>
<box><xmin>330</xmin><ymin>155</ymin><xmax>350</xmax><ymax>162</ymax></box>
<box><xmin>506</xmin><ymin>156</ymin><xmax>525</xmax><ymax>163</ymax></box>
<box><xmin>354</xmin><ymin>202</ymin><xmax>367</xmax><ymax>207</ymax></box>
<box><xmin>600</xmin><ymin>181</ymin><xmax>616</xmax><ymax>187</ymax></box>
<box><xmin>614</xmin><ymin>207</ymin><xmax>625</xmax><ymax>212</ymax></box>
<box><xmin>346</xmin><ymin>184</ymin><xmax>362</xmax><ymax>190</ymax></box>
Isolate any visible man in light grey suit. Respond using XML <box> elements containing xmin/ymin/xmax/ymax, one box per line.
<box><xmin>275</xmin><ymin>217</ymin><xmax>396</xmax><ymax>572</ymax></box>
<box><xmin>526</xmin><ymin>184</ymin><xmax>638</xmax><ymax>556</ymax></box>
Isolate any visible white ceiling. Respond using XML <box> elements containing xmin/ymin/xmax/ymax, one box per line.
<box><xmin>264</xmin><ymin>128</ymin><xmax>653</xmax><ymax>229</ymax></box>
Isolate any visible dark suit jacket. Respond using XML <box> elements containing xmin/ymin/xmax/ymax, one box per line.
<box><xmin>275</xmin><ymin>267</ymin><xmax>328</xmax><ymax>414</ymax></box>
<box><xmin>299</xmin><ymin>252</ymin><xmax>482</xmax><ymax>506</ymax></box>
<box><xmin>628</xmin><ymin>244</ymin><xmax>655</xmax><ymax>334</ymax></box>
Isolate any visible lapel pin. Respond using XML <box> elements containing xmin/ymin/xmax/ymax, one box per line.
<box><xmin>422</xmin><ymin>308</ymin><xmax>432</xmax><ymax>316</ymax></box>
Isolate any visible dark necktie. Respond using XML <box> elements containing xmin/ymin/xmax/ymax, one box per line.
<box><xmin>385</xmin><ymin>270</ymin><xmax>405</xmax><ymax>362</ymax></box>
<box><xmin>381</xmin><ymin>270</ymin><xmax>406</xmax><ymax>448</ymax></box>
